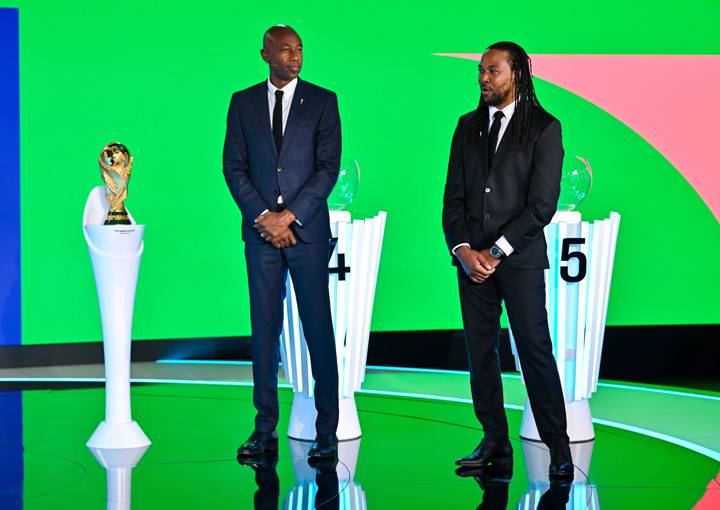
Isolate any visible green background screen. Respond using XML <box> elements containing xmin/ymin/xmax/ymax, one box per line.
<box><xmin>6</xmin><ymin>0</ymin><xmax>719</xmax><ymax>345</ymax></box>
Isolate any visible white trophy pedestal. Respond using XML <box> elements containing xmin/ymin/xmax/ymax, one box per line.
<box><xmin>511</xmin><ymin>211</ymin><xmax>620</xmax><ymax>445</ymax></box>
<box><xmin>83</xmin><ymin>186</ymin><xmax>150</xmax><ymax>450</ymax></box>
<box><xmin>288</xmin><ymin>394</ymin><xmax>361</xmax><ymax>442</ymax></box>
<box><xmin>519</xmin><ymin>399</ymin><xmax>595</xmax><ymax>444</ymax></box>
<box><xmin>281</xmin><ymin>211</ymin><xmax>387</xmax><ymax>442</ymax></box>
<box><xmin>521</xmin><ymin>439</ymin><xmax>594</xmax><ymax>484</ymax></box>
<box><xmin>87</xmin><ymin>421</ymin><xmax>152</xmax><ymax>450</ymax></box>
<box><xmin>88</xmin><ymin>445</ymin><xmax>148</xmax><ymax>510</ymax></box>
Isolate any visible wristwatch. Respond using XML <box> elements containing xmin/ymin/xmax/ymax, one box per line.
<box><xmin>489</xmin><ymin>244</ymin><xmax>506</xmax><ymax>260</ymax></box>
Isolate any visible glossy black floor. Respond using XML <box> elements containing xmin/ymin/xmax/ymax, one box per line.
<box><xmin>1</xmin><ymin>382</ymin><xmax>718</xmax><ymax>509</ymax></box>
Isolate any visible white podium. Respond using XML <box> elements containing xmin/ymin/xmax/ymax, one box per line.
<box><xmin>83</xmin><ymin>186</ymin><xmax>150</xmax><ymax>449</ymax></box>
<box><xmin>510</xmin><ymin>211</ymin><xmax>621</xmax><ymax>443</ymax></box>
<box><xmin>88</xmin><ymin>445</ymin><xmax>149</xmax><ymax>510</ymax></box>
<box><xmin>281</xmin><ymin>211</ymin><xmax>387</xmax><ymax>441</ymax></box>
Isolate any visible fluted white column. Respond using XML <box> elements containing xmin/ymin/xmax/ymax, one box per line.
<box><xmin>84</xmin><ymin>186</ymin><xmax>150</xmax><ymax>449</ymax></box>
<box><xmin>511</xmin><ymin>211</ymin><xmax>621</xmax><ymax>442</ymax></box>
<box><xmin>282</xmin><ymin>211</ymin><xmax>387</xmax><ymax>440</ymax></box>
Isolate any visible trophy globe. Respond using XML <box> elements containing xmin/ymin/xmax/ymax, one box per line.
<box><xmin>328</xmin><ymin>157</ymin><xmax>360</xmax><ymax>211</ymax></box>
<box><xmin>558</xmin><ymin>156</ymin><xmax>592</xmax><ymax>211</ymax></box>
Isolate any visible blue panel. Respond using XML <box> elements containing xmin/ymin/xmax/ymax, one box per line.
<box><xmin>0</xmin><ymin>8</ymin><xmax>21</xmax><ymax>346</ymax></box>
<box><xmin>0</xmin><ymin>391</ymin><xmax>23</xmax><ymax>509</ymax></box>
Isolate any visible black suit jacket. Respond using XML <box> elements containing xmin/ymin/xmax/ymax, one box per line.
<box><xmin>442</xmin><ymin>104</ymin><xmax>564</xmax><ymax>269</ymax></box>
<box><xmin>223</xmin><ymin>78</ymin><xmax>341</xmax><ymax>243</ymax></box>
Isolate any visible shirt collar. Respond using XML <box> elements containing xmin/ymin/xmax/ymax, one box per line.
<box><xmin>488</xmin><ymin>100</ymin><xmax>517</xmax><ymax>121</ymax></box>
<box><xmin>267</xmin><ymin>77</ymin><xmax>298</xmax><ymax>98</ymax></box>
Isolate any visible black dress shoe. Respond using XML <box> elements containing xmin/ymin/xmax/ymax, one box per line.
<box><xmin>308</xmin><ymin>433</ymin><xmax>338</xmax><ymax>460</ymax></box>
<box><xmin>237</xmin><ymin>430</ymin><xmax>279</xmax><ymax>459</ymax></box>
<box><xmin>548</xmin><ymin>444</ymin><xmax>574</xmax><ymax>482</ymax></box>
<box><xmin>456</xmin><ymin>438</ymin><xmax>513</xmax><ymax>471</ymax></box>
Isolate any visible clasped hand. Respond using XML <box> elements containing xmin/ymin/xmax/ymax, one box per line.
<box><xmin>456</xmin><ymin>247</ymin><xmax>501</xmax><ymax>284</ymax></box>
<box><xmin>254</xmin><ymin>210</ymin><xmax>298</xmax><ymax>249</ymax></box>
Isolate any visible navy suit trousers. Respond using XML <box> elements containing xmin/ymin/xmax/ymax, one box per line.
<box><xmin>245</xmin><ymin>240</ymin><xmax>339</xmax><ymax>435</ymax></box>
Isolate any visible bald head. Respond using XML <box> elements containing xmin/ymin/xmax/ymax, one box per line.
<box><xmin>261</xmin><ymin>24</ymin><xmax>303</xmax><ymax>88</ymax></box>
<box><xmin>263</xmin><ymin>25</ymin><xmax>300</xmax><ymax>50</ymax></box>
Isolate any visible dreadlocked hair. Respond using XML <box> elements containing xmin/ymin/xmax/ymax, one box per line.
<box><xmin>478</xmin><ymin>41</ymin><xmax>540</xmax><ymax>149</ymax></box>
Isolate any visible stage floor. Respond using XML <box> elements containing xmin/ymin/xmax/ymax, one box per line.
<box><xmin>0</xmin><ymin>362</ymin><xmax>718</xmax><ymax>509</ymax></box>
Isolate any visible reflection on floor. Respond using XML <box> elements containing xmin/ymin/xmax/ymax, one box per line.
<box><xmin>0</xmin><ymin>365</ymin><xmax>718</xmax><ymax>509</ymax></box>
<box><xmin>89</xmin><ymin>438</ymin><xmax>597</xmax><ymax>510</ymax></box>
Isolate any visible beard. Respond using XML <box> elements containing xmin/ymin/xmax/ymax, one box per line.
<box><xmin>482</xmin><ymin>86</ymin><xmax>512</xmax><ymax>107</ymax></box>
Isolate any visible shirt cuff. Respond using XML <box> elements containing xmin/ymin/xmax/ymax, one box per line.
<box><xmin>294</xmin><ymin>219</ymin><xmax>303</xmax><ymax>227</ymax></box>
<box><xmin>451</xmin><ymin>242</ymin><xmax>470</xmax><ymax>255</ymax></box>
<box><xmin>495</xmin><ymin>236</ymin><xmax>514</xmax><ymax>256</ymax></box>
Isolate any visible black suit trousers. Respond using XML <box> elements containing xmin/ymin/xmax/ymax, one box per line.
<box><xmin>457</xmin><ymin>265</ymin><xmax>569</xmax><ymax>449</ymax></box>
<box><xmin>245</xmin><ymin>240</ymin><xmax>339</xmax><ymax>435</ymax></box>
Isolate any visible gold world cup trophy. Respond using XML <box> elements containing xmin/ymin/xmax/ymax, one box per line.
<box><xmin>99</xmin><ymin>142</ymin><xmax>133</xmax><ymax>225</ymax></box>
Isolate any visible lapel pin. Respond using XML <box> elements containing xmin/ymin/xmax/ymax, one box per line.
<box><xmin>300</xmin><ymin>98</ymin><xmax>304</xmax><ymax>105</ymax></box>
<box><xmin>479</xmin><ymin>131</ymin><xmax>483</xmax><ymax>137</ymax></box>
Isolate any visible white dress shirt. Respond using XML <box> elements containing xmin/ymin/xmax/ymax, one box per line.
<box><xmin>267</xmin><ymin>77</ymin><xmax>297</xmax><ymax>135</ymax></box>
<box><xmin>268</xmin><ymin>77</ymin><xmax>297</xmax><ymax>206</ymax></box>
<box><xmin>452</xmin><ymin>101</ymin><xmax>517</xmax><ymax>259</ymax></box>
<box><xmin>487</xmin><ymin>101</ymin><xmax>516</xmax><ymax>151</ymax></box>
<box><xmin>260</xmin><ymin>78</ymin><xmax>302</xmax><ymax>225</ymax></box>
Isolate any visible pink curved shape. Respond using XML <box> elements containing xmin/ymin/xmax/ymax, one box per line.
<box><xmin>692</xmin><ymin>471</ymin><xmax>720</xmax><ymax>509</ymax></box>
<box><xmin>437</xmin><ymin>53</ymin><xmax>720</xmax><ymax>221</ymax></box>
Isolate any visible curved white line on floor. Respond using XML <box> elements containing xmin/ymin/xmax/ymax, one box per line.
<box><xmin>357</xmin><ymin>389</ymin><xmax>720</xmax><ymax>462</ymax></box>
<box><xmin>3</xmin><ymin>376</ymin><xmax>718</xmax><ymax>462</ymax></box>
<box><xmin>155</xmin><ymin>360</ymin><xmax>720</xmax><ymax>402</ymax></box>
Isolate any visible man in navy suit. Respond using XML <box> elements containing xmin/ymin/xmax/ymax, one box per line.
<box><xmin>223</xmin><ymin>25</ymin><xmax>341</xmax><ymax>461</ymax></box>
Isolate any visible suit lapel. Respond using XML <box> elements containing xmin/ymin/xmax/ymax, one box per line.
<box><xmin>278</xmin><ymin>79</ymin><xmax>307</xmax><ymax>159</ymax></box>
<box><xmin>490</xmin><ymin>112</ymin><xmax>516</xmax><ymax>171</ymax></box>
<box><xmin>477</xmin><ymin>106</ymin><xmax>490</xmax><ymax>177</ymax></box>
<box><xmin>252</xmin><ymin>82</ymin><xmax>277</xmax><ymax>157</ymax></box>
<box><xmin>467</xmin><ymin>106</ymin><xmax>490</xmax><ymax>190</ymax></box>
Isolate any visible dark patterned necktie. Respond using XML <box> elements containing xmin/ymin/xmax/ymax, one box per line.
<box><xmin>487</xmin><ymin>110</ymin><xmax>505</xmax><ymax>168</ymax></box>
<box><xmin>273</xmin><ymin>89</ymin><xmax>283</xmax><ymax>153</ymax></box>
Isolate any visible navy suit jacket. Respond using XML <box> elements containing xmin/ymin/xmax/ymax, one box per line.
<box><xmin>223</xmin><ymin>78</ymin><xmax>341</xmax><ymax>243</ymax></box>
<box><xmin>442</xmin><ymin>104</ymin><xmax>564</xmax><ymax>269</ymax></box>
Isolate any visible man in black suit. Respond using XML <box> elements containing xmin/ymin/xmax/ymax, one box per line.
<box><xmin>223</xmin><ymin>25</ymin><xmax>341</xmax><ymax>460</ymax></box>
<box><xmin>442</xmin><ymin>41</ymin><xmax>573</xmax><ymax>481</ymax></box>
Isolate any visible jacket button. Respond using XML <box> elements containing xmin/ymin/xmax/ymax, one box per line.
<box><xmin>484</xmin><ymin>214</ymin><xmax>491</xmax><ymax>220</ymax></box>
<box><xmin>485</xmin><ymin>187</ymin><xmax>491</xmax><ymax>193</ymax></box>
<box><xmin>277</xmin><ymin>167</ymin><xmax>283</xmax><ymax>172</ymax></box>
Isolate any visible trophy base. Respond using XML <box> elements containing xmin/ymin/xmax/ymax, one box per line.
<box><xmin>287</xmin><ymin>393</ymin><xmax>361</xmax><ymax>441</ymax></box>
<box><xmin>104</xmin><ymin>211</ymin><xmax>131</xmax><ymax>225</ymax></box>
<box><xmin>87</xmin><ymin>420</ymin><xmax>151</xmax><ymax>449</ymax></box>
<box><xmin>519</xmin><ymin>398</ymin><xmax>595</xmax><ymax>443</ymax></box>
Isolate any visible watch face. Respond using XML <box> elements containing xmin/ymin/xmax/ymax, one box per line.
<box><xmin>490</xmin><ymin>246</ymin><xmax>503</xmax><ymax>259</ymax></box>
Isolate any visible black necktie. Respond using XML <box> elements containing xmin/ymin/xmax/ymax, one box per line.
<box><xmin>487</xmin><ymin>110</ymin><xmax>505</xmax><ymax>168</ymax></box>
<box><xmin>272</xmin><ymin>89</ymin><xmax>284</xmax><ymax>153</ymax></box>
